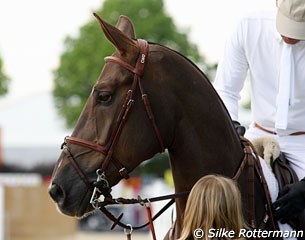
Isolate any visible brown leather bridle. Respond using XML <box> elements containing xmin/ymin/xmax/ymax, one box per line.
<box><xmin>58</xmin><ymin>38</ymin><xmax>279</xmax><ymax>236</ymax></box>
<box><xmin>60</xmin><ymin>39</ymin><xmax>165</xmax><ymax>206</ymax></box>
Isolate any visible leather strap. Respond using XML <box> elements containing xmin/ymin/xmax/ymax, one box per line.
<box><xmin>62</xmin><ymin>39</ymin><xmax>165</xmax><ymax>186</ymax></box>
<box><xmin>145</xmin><ymin>204</ymin><xmax>157</xmax><ymax>240</ymax></box>
<box><xmin>255</xmin><ymin>123</ymin><xmax>305</xmax><ymax>136</ymax></box>
<box><xmin>64</xmin><ymin>137</ymin><xmax>129</xmax><ymax>179</ymax></box>
<box><xmin>62</xmin><ymin>146</ymin><xmax>91</xmax><ymax>187</ymax></box>
<box><xmin>104</xmin><ymin>40</ymin><xmax>164</xmax><ymax>153</ymax></box>
<box><xmin>99</xmin><ymin>198</ymin><xmax>176</xmax><ymax>231</ymax></box>
<box><xmin>233</xmin><ymin>137</ymin><xmax>279</xmax><ymax>231</ymax></box>
<box><xmin>232</xmin><ymin>141</ymin><xmax>256</xmax><ymax>228</ymax></box>
<box><xmin>242</xmin><ymin>137</ymin><xmax>279</xmax><ymax>231</ymax></box>
<box><xmin>65</xmin><ymin>136</ymin><xmax>107</xmax><ymax>154</ymax></box>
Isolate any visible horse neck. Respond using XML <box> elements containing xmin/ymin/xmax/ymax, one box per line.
<box><xmin>164</xmin><ymin>52</ymin><xmax>244</xmax><ymax>231</ymax></box>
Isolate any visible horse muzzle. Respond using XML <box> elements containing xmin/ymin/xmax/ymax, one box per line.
<box><xmin>48</xmin><ymin>180</ymin><xmax>95</xmax><ymax>218</ymax></box>
<box><xmin>49</xmin><ymin>168</ymin><xmax>114</xmax><ymax>217</ymax></box>
<box><xmin>49</xmin><ymin>182</ymin><xmax>65</xmax><ymax>205</ymax></box>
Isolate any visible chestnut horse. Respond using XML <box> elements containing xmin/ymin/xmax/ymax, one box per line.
<box><xmin>49</xmin><ymin>14</ymin><xmax>276</xmax><ymax>238</ymax></box>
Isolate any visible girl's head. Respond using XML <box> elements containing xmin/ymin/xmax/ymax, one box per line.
<box><xmin>179</xmin><ymin>175</ymin><xmax>245</xmax><ymax>240</ymax></box>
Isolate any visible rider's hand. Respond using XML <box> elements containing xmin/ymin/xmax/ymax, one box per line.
<box><xmin>233</xmin><ymin>120</ymin><xmax>246</xmax><ymax>136</ymax></box>
<box><xmin>272</xmin><ymin>178</ymin><xmax>305</xmax><ymax>223</ymax></box>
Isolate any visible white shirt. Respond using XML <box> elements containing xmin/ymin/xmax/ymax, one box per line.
<box><xmin>214</xmin><ymin>10</ymin><xmax>305</xmax><ymax>136</ymax></box>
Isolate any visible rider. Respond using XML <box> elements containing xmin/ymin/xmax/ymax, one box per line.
<box><xmin>213</xmin><ymin>0</ymin><xmax>305</xmax><ymax>222</ymax></box>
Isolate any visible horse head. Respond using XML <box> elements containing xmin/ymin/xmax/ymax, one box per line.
<box><xmin>49</xmin><ymin>14</ymin><xmax>257</xmax><ymax>238</ymax></box>
<box><xmin>49</xmin><ymin>14</ymin><xmax>178</xmax><ymax>218</ymax></box>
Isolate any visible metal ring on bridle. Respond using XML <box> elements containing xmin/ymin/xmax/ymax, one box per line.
<box><xmin>124</xmin><ymin>224</ymin><xmax>133</xmax><ymax>235</ymax></box>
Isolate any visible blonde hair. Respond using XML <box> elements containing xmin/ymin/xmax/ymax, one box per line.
<box><xmin>178</xmin><ymin>175</ymin><xmax>246</xmax><ymax>240</ymax></box>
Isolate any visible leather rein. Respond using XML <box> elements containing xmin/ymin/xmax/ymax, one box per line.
<box><xmin>59</xmin><ymin>39</ymin><xmax>279</xmax><ymax>236</ymax></box>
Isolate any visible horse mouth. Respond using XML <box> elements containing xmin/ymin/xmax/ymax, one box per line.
<box><xmin>57</xmin><ymin>192</ymin><xmax>94</xmax><ymax>218</ymax></box>
<box><xmin>57</xmin><ymin>202</ymin><xmax>94</xmax><ymax>219</ymax></box>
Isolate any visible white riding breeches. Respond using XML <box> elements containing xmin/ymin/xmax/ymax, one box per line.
<box><xmin>245</xmin><ymin>126</ymin><xmax>305</xmax><ymax>180</ymax></box>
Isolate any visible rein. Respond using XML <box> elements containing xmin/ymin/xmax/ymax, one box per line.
<box><xmin>93</xmin><ymin>136</ymin><xmax>279</xmax><ymax>237</ymax></box>
<box><xmin>98</xmin><ymin>192</ymin><xmax>188</xmax><ymax>230</ymax></box>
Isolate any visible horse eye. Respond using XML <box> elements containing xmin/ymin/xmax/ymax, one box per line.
<box><xmin>96</xmin><ymin>91</ymin><xmax>113</xmax><ymax>105</ymax></box>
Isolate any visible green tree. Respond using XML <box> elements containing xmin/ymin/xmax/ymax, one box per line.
<box><xmin>133</xmin><ymin>152</ymin><xmax>170</xmax><ymax>178</ymax></box>
<box><xmin>53</xmin><ymin>0</ymin><xmax>214</xmax><ymax>127</ymax></box>
<box><xmin>0</xmin><ymin>57</ymin><xmax>9</xmax><ymax>95</ymax></box>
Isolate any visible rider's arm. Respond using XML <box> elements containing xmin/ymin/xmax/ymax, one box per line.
<box><xmin>272</xmin><ymin>178</ymin><xmax>305</xmax><ymax>222</ymax></box>
<box><xmin>213</xmin><ymin>18</ymin><xmax>249</xmax><ymax>122</ymax></box>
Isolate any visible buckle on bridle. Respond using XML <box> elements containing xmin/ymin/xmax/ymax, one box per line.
<box><xmin>90</xmin><ymin>169</ymin><xmax>111</xmax><ymax>209</ymax></box>
<box><xmin>61</xmin><ymin>136</ymin><xmax>69</xmax><ymax>149</ymax></box>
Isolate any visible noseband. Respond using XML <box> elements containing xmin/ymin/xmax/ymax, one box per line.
<box><xmin>60</xmin><ymin>39</ymin><xmax>165</xmax><ymax>207</ymax></box>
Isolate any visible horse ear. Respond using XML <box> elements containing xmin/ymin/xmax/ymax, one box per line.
<box><xmin>93</xmin><ymin>13</ymin><xmax>137</xmax><ymax>56</ymax></box>
<box><xmin>116</xmin><ymin>15</ymin><xmax>136</xmax><ymax>39</ymax></box>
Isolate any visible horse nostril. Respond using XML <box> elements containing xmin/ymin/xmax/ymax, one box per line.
<box><xmin>49</xmin><ymin>183</ymin><xmax>65</xmax><ymax>204</ymax></box>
